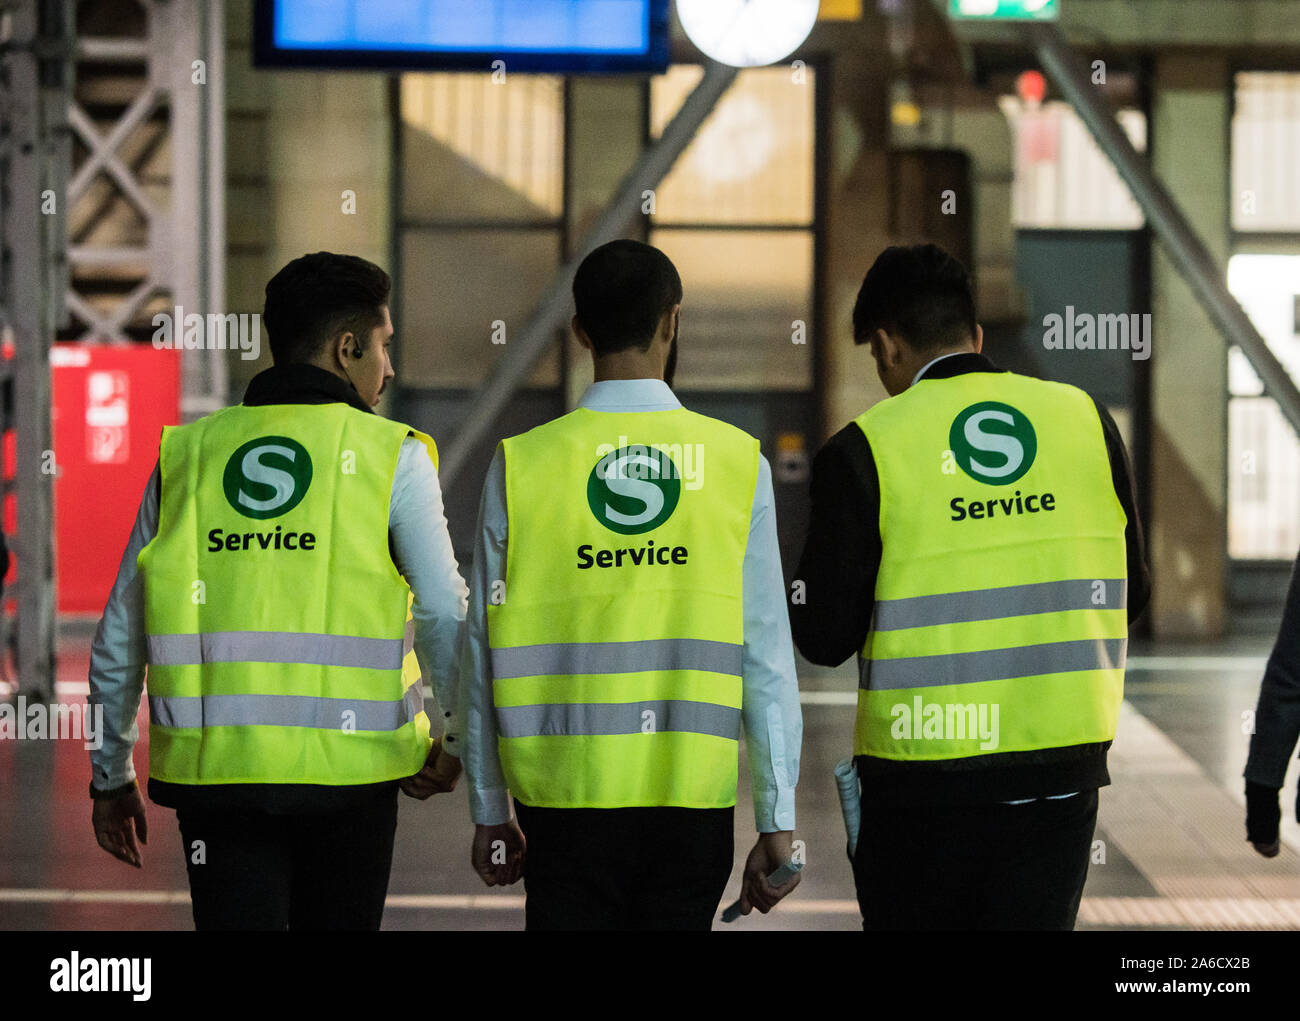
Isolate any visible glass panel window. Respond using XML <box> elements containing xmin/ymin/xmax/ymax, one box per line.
<box><xmin>1226</xmin><ymin>254</ymin><xmax>1300</xmax><ymax>559</ymax></box>
<box><xmin>1232</xmin><ymin>73</ymin><xmax>1300</xmax><ymax>233</ymax></box>
<box><xmin>400</xmin><ymin>73</ymin><xmax>565</xmax><ymax>222</ymax></box>
<box><xmin>399</xmin><ymin>228</ymin><xmax>561</xmax><ymax>388</ymax></box>
<box><xmin>650</xmin><ymin>65</ymin><xmax>814</xmax><ymax>227</ymax></box>
<box><xmin>649</xmin><ymin>229</ymin><xmax>813</xmax><ymax>391</ymax></box>
<box><xmin>1000</xmin><ymin>98</ymin><xmax>1145</xmax><ymax>229</ymax></box>
<box><xmin>647</xmin><ymin>65</ymin><xmax>816</xmax><ymax>392</ymax></box>
<box><xmin>398</xmin><ymin>71</ymin><xmax>565</xmax><ymax>388</ymax></box>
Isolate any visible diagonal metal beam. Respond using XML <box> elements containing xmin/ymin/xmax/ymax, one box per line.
<box><xmin>1026</xmin><ymin>21</ymin><xmax>1300</xmax><ymax>440</ymax></box>
<box><xmin>64</xmin><ymin>288</ymin><xmax>117</xmax><ymax>342</ymax></box>
<box><xmin>68</xmin><ymin>102</ymin><xmax>158</xmax><ymax>220</ymax></box>
<box><xmin>66</xmin><ymin>86</ymin><xmax>160</xmax><ymax>205</ymax></box>
<box><xmin>108</xmin><ymin>275</ymin><xmax>159</xmax><ymax>333</ymax></box>
<box><xmin>437</xmin><ymin>61</ymin><xmax>739</xmax><ymax>490</ymax></box>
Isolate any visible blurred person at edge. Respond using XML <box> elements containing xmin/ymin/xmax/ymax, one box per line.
<box><xmin>1245</xmin><ymin>548</ymin><xmax>1300</xmax><ymax>858</ymax></box>
<box><xmin>791</xmin><ymin>244</ymin><xmax>1151</xmax><ymax>931</ymax></box>
<box><xmin>88</xmin><ymin>253</ymin><xmax>467</xmax><ymax>930</ymax></box>
<box><xmin>459</xmin><ymin>240</ymin><xmax>803</xmax><ymax>929</ymax></box>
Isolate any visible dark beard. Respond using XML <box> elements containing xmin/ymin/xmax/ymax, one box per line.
<box><xmin>664</xmin><ymin>325</ymin><xmax>678</xmax><ymax>389</ymax></box>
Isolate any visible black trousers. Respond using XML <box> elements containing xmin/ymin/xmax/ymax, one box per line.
<box><xmin>851</xmin><ymin>789</ymin><xmax>1099</xmax><ymax>930</ymax></box>
<box><xmin>175</xmin><ymin>788</ymin><xmax>399</xmax><ymax>931</ymax></box>
<box><xmin>514</xmin><ymin>801</ymin><xmax>734</xmax><ymax>930</ymax></box>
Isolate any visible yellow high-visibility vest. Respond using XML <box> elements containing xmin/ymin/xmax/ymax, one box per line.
<box><xmin>137</xmin><ymin>402</ymin><xmax>434</xmax><ymax>785</ymax></box>
<box><xmin>490</xmin><ymin>406</ymin><xmax>759</xmax><ymax>808</ymax></box>
<box><xmin>854</xmin><ymin>371</ymin><xmax>1128</xmax><ymax>760</ymax></box>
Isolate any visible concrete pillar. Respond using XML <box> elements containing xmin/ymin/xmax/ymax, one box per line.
<box><xmin>817</xmin><ymin>57</ymin><xmax>893</xmax><ymax>440</ymax></box>
<box><xmin>224</xmin><ymin>3</ymin><xmax>391</xmax><ymax>398</ymax></box>
<box><xmin>1148</xmin><ymin>54</ymin><xmax>1230</xmax><ymax>637</ymax></box>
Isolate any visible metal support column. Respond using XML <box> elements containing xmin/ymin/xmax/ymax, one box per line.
<box><xmin>159</xmin><ymin>0</ymin><xmax>227</xmax><ymax>416</ymax></box>
<box><xmin>1027</xmin><ymin>21</ymin><xmax>1300</xmax><ymax>439</ymax></box>
<box><xmin>438</xmin><ymin>61</ymin><xmax>738</xmax><ymax>490</ymax></box>
<box><xmin>0</xmin><ymin>0</ymin><xmax>75</xmax><ymax>697</ymax></box>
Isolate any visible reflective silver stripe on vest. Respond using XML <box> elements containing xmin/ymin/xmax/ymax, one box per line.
<box><xmin>873</xmin><ymin>578</ymin><xmax>1128</xmax><ymax>632</ymax></box>
<box><xmin>491</xmin><ymin>638</ymin><xmax>744</xmax><ymax>680</ymax></box>
<box><xmin>860</xmin><ymin>637</ymin><xmax>1126</xmax><ymax>691</ymax></box>
<box><xmin>403</xmin><ymin>618</ymin><xmax>415</xmax><ymax>658</ymax></box>
<box><xmin>495</xmin><ymin>699</ymin><xmax>741</xmax><ymax>740</ymax></box>
<box><xmin>147</xmin><ymin>631</ymin><xmax>404</xmax><ymax>670</ymax></box>
<box><xmin>149</xmin><ymin>680</ymin><xmax>425</xmax><ymax>731</ymax></box>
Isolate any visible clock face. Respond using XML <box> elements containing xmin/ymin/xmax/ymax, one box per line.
<box><xmin>677</xmin><ymin>0</ymin><xmax>820</xmax><ymax>68</ymax></box>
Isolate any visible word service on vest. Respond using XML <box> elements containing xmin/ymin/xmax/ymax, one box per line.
<box><xmin>580</xmin><ymin>444</ymin><xmax>688</xmax><ymax>567</ymax></box>
<box><xmin>207</xmin><ymin>524</ymin><xmax>316</xmax><ymax>552</ymax></box>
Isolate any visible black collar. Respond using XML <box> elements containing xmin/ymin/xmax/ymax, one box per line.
<box><xmin>917</xmin><ymin>351</ymin><xmax>1005</xmax><ymax>382</ymax></box>
<box><xmin>242</xmin><ymin>363</ymin><xmax>372</xmax><ymax>415</ymax></box>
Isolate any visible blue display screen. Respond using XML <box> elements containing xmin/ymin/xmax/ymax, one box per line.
<box><xmin>255</xmin><ymin>0</ymin><xmax>670</xmax><ymax>72</ymax></box>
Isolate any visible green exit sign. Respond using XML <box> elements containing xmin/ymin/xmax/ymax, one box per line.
<box><xmin>949</xmin><ymin>0</ymin><xmax>1059</xmax><ymax>19</ymax></box>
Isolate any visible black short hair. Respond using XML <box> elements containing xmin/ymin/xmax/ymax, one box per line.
<box><xmin>572</xmin><ymin>239</ymin><xmax>682</xmax><ymax>356</ymax></box>
<box><xmin>852</xmin><ymin>244</ymin><xmax>977</xmax><ymax>354</ymax></box>
<box><xmin>263</xmin><ymin>252</ymin><xmax>391</xmax><ymax>365</ymax></box>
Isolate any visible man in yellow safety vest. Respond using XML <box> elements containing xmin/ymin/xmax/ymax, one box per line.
<box><xmin>791</xmin><ymin>244</ymin><xmax>1151</xmax><ymax>930</ymax></box>
<box><xmin>458</xmin><ymin>239</ymin><xmax>804</xmax><ymax>929</ymax></box>
<box><xmin>88</xmin><ymin>252</ymin><xmax>467</xmax><ymax>929</ymax></box>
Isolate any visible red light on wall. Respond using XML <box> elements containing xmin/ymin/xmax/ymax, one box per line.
<box><xmin>1016</xmin><ymin>69</ymin><xmax>1047</xmax><ymax>106</ymax></box>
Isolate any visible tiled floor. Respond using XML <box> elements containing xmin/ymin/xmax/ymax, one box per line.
<box><xmin>0</xmin><ymin>629</ymin><xmax>1290</xmax><ymax>930</ymax></box>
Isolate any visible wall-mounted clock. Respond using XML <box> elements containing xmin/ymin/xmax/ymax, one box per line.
<box><xmin>677</xmin><ymin>0</ymin><xmax>820</xmax><ymax>68</ymax></box>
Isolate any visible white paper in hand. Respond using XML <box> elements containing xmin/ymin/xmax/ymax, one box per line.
<box><xmin>835</xmin><ymin>757</ymin><xmax>861</xmax><ymax>856</ymax></box>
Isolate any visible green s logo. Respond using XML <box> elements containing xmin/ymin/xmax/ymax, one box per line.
<box><xmin>586</xmin><ymin>446</ymin><xmax>681</xmax><ymax>535</ymax></box>
<box><xmin>223</xmin><ymin>436</ymin><xmax>313</xmax><ymax>519</ymax></box>
<box><xmin>949</xmin><ymin>402</ymin><xmax>1037</xmax><ymax>485</ymax></box>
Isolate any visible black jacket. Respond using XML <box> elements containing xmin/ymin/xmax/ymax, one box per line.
<box><xmin>790</xmin><ymin>352</ymin><xmax>1152</xmax><ymax>803</ymax></box>
<box><xmin>149</xmin><ymin>364</ymin><xmax>403</xmax><ymax>814</ymax></box>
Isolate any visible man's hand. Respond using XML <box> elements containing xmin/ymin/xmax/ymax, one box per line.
<box><xmin>1245</xmin><ymin>780</ymin><xmax>1282</xmax><ymax>857</ymax></box>
<box><xmin>399</xmin><ymin>738</ymin><xmax>463</xmax><ymax>800</ymax></box>
<box><xmin>472</xmin><ymin>820</ymin><xmax>525</xmax><ymax>887</ymax></box>
<box><xmin>92</xmin><ymin>785</ymin><xmax>148</xmax><ymax>868</ymax></box>
<box><xmin>740</xmin><ymin>830</ymin><xmax>801</xmax><ymax>915</ymax></box>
